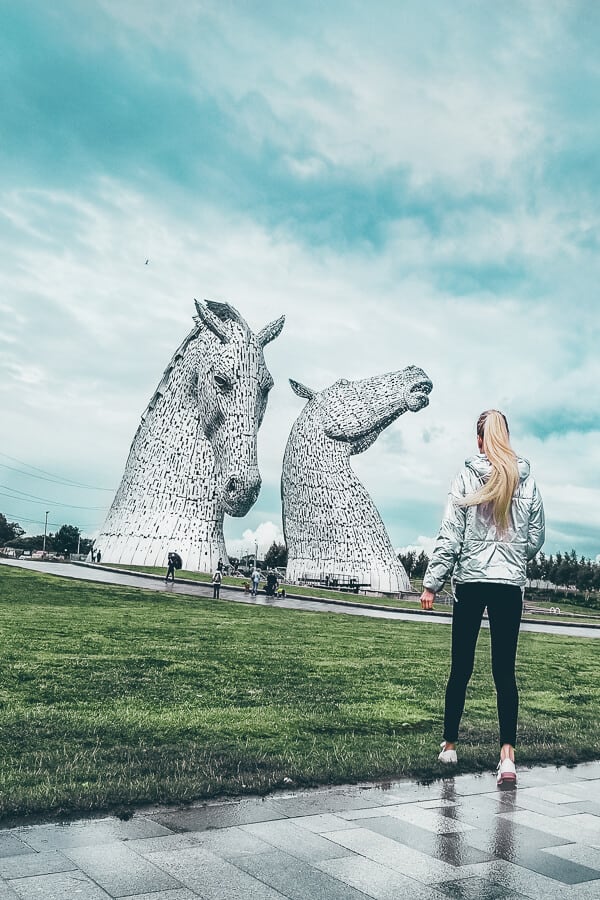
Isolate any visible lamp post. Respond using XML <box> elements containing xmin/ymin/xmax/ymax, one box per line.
<box><xmin>254</xmin><ymin>541</ymin><xmax>258</xmax><ymax>569</ymax></box>
<box><xmin>43</xmin><ymin>511</ymin><xmax>49</xmax><ymax>552</ymax></box>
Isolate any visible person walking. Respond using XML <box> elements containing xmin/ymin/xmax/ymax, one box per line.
<box><xmin>251</xmin><ymin>568</ymin><xmax>260</xmax><ymax>596</ymax></box>
<box><xmin>212</xmin><ymin>567</ymin><xmax>222</xmax><ymax>599</ymax></box>
<box><xmin>420</xmin><ymin>410</ymin><xmax>545</xmax><ymax>788</ymax></box>
<box><xmin>165</xmin><ymin>552</ymin><xmax>176</xmax><ymax>583</ymax></box>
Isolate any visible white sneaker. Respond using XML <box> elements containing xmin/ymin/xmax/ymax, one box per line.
<box><xmin>438</xmin><ymin>742</ymin><xmax>457</xmax><ymax>764</ymax></box>
<box><xmin>496</xmin><ymin>757</ymin><xmax>517</xmax><ymax>789</ymax></box>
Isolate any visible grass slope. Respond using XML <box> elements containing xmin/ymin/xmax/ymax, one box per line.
<box><xmin>0</xmin><ymin>565</ymin><xmax>598</xmax><ymax>821</ymax></box>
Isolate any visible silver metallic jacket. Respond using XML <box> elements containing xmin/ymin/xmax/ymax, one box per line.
<box><xmin>423</xmin><ymin>455</ymin><xmax>545</xmax><ymax>593</ymax></box>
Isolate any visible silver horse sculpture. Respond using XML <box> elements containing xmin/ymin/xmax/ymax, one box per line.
<box><xmin>282</xmin><ymin>367</ymin><xmax>433</xmax><ymax>593</ymax></box>
<box><xmin>98</xmin><ymin>300</ymin><xmax>284</xmax><ymax>572</ymax></box>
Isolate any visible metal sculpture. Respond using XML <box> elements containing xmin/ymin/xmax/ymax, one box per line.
<box><xmin>282</xmin><ymin>367</ymin><xmax>433</xmax><ymax>593</ymax></box>
<box><xmin>97</xmin><ymin>300</ymin><xmax>284</xmax><ymax>571</ymax></box>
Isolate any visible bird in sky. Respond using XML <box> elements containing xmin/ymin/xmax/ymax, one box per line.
<box><xmin>145</xmin><ymin>259</ymin><xmax>149</xmax><ymax>265</ymax></box>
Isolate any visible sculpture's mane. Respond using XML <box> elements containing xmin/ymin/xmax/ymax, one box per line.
<box><xmin>139</xmin><ymin>301</ymin><xmax>253</xmax><ymax>426</ymax></box>
<box><xmin>140</xmin><ymin>324</ymin><xmax>202</xmax><ymax>424</ymax></box>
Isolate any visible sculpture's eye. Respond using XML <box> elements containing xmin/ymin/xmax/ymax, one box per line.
<box><xmin>214</xmin><ymin>374</ymin><xmax>232</xmax><ymax>391</ymax></box>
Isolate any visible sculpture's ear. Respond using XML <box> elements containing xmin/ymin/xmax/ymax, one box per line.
<box><xmin>289</xmin><ymin>379</ymin><xmax>315</xmax><ymax>400</ymax></box>
<box><xmin>194</xmin><ymin>299</ymin><xmax>230</xmax><ymax>344</ymax></box>
<box><xmin>258</xmin><ymin>315</ymin><xmax>285</xmax><ymax>347</ymax></box>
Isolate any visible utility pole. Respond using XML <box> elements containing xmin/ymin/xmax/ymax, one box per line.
<box><xmin>77</xmin><ymin>533</ymin><xmax>81</xmax><ymax>555</ymax></box>
<box><xmin>43</xmin><ymin>511</ymin><xmax>49</xmax><ymax>552</ymax></box>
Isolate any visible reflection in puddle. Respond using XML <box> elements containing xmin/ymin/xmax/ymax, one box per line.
<box><xmin>490</xmin><ymin>790</ymin><xmax>518</xmax><ymax>860</ymax></box>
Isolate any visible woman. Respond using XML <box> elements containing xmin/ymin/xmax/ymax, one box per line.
<box><xmin>420</xmin><ymin>410</ymin><xmax>544</xmax><ymax>787</ymax></box>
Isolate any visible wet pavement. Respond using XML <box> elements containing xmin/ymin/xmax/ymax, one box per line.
<box><xmin>0</xmin><ymin>761</ymin><xmax>599</xmax><ymax>898</ymax></box>
<box><xmin>2</xmin><ymin>558</ymin><xmax>599</xmax><ymax>638</ymax></box>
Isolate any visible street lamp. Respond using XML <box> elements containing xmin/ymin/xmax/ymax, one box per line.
<box><xmin>254</xmin><ymin>541</ymin><xmax>258</xmax><ymax>569</ymax></box>
<box><xmin>43</xmin><ymin>511</ymin><xmax>49</xmax><ymax>552</ymax></box>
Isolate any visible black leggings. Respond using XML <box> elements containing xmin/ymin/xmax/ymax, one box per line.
<box><xmin>444</xmin><ymin>582</ymin><xmax>523</xmax><ymax>747</ymax></box>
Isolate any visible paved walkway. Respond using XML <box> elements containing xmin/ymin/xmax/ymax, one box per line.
<box><xmin>2</xmin><ymin>558</ymin><xmax>599</xmax><ymax>638</ymax></box>
<box><xmin>0</xmin><ymin>762</ymin><xmax>599</xmax><ymax>898</ymax></box>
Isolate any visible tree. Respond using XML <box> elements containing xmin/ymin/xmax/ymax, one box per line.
<box><xmin>0</xmin><ymin>513</ymin><xmax>25</xmax><ymax>545</ymax></box>
<box><xmin>264</xmin><ymin>541</ymin><xmax>288</xmax><ymax>569</ymax></box>
<box><xmin>412</xmin><ymin>550</ymin><xmax>430</xmax><ymax>578</ymax></box>
<box><xmin>398</xmin><ymin>550</ymin><xmax>416</xmax><ymax>577</ymax></box>
<box><xmin>527</xmin><ymin>555</ymin><xmax>541</xmax><ymax>580</ymax></box>
<box><xmin>53</xmin><ymin>524</ymin><xmax>81</xmax><ymax>555</ymax></box>
<box><xmin>5</xmin><ymin>534</ymin><xmax>45</xmax><ymax>551</ymax></box>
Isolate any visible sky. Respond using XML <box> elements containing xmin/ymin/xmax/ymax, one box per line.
<box><xmin>1</xmin><ymin>0</ymin><xmax>599</xmax><ymax>561</ymax></box>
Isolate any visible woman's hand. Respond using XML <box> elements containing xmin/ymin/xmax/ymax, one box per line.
<box><xmin>420</xmin><ymin>588</ymin><xmax>436</xmax><ymax>610</ymax></box>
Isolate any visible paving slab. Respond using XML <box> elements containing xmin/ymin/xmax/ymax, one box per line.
<box><xmin>0</xmin><ymin>838</ymin><xmax>31</xmax><ymax>862</ymax></box>
<box><xmin>317</xmin><ymin>854</ymin><xmax>451</xmax><ymax>898</ymax></box>
<box><xmin>359</xmin><ymin>815</ymin><xmax>492</xmax><ymax>868</ymax></box>
<box><xmin>7</xmin><ymin>870</ymin><xmax>113</xmax><ymax>899</ymax></box>
<box><xmin>0</xmin><ymin>762</ymin><xmax>598</xmax><ymax>898</ymax></box>
<box><xmin>0</xmin><ymin>882</ymin><xmax>19</xmax><ymax>900</ymax></box>
<box><xmin>321</xmin><ymin>825</ymin><xmax>464</xmax><ymax>883</ymax></box>
<box><xmin>146</xmin><ymin>845</ymin><xmax>288</xmax><ymax>899</ymax></box>
<box><xmin>119</xmin><ymin>891</ymin><xmax>199</xmax><ymax>900</ymax></box>
<box><xmin>18</xmin><ymin>817</ymin><xmax>172</xmax><ymax>852</ymax></box>
<box><xmin>63</xmin><ymin>842</ymin><xmax>181</xmax><ymax>897</ymax></box>
<box><xmin>434</xmin><ymin>875</ymin><xmax>529</xmax><ymax>898</ymax></box>
<box><xmin>0</xmin><ymin>852</ymin><xmax>76</xmax><ymax>880</ymax></box>
<box><xmin>153</xmin><ymin>798</ymin><xmax>288</xmax><ymax>833</ymax></box>
<box><xmin>229</xmin><ymin>847</ymin><xmax>372</xmax><ymax>900</ymax></box>
<box><xmin>240</xmin><ymin>819</ymin><xmax>352</xmax><ymax>863</ymax></box>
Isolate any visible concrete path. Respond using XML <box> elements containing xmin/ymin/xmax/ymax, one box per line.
<box><xmin>2</xmin><ymin>558</ymin><xmax>599</xmax><ymax>639</ymax></box>
<box><xmin>0</xmin><ymin>761</ymin><xmax>599</xmax><ymax>898</ymax></box>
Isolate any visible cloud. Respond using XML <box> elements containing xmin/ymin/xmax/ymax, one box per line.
<box><xmin>1</xmin><ymin>1</ymin><xmax>600</xmax><ymax>562</ymax></box>
<box><xmin>397</xmin><ymin>535</ymin><xmax>436</xmax><ymax>558</ymax></box>
<box><xmin>226</xmin><ymin>521</ymin><xmax>285</xmax><ymax>560</ymax></box>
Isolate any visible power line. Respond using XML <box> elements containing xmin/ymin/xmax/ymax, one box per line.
<box><xmin>0</xmin><ymin>452</ymin><xmax>115</xmax><ymax>491</ymax></box>
<box><xmin>0</xmin><ymin>510</ymin><xmax>101</xmax><ymax>530</ymax></box>
<box><xmin>0</xmin><ymin>462</ymin><xmax>115</xmax><ymax>491</ymax></box>
<box><xmin>0</xmin><ymin>487</ymin><xmax>108</xmax><ymax>511</ymax></box>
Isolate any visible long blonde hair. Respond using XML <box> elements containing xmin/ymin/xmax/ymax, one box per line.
<box><xmin>461</xmin><ymin>410</ymin><xmax>519</xmax><ymax>531</ymax></box>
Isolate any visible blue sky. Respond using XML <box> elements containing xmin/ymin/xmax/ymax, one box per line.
<box><xmin>1</xmin><ymin>0</ymin><xmax>599</xmax><ymax>560</ymax></box>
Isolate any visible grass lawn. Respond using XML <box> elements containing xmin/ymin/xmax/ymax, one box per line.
<box><xmin>0</xmin><ymin>565</ymin><xmax>598</xmax><ymax>822</ymax></box>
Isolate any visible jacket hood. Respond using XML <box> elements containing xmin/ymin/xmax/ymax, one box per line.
<box><xmin>465</xmin><ymin>454</ymin><xmax>530</xmax><ymax>482</ymax></box>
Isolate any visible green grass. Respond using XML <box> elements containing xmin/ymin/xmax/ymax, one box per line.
<box><xmin>1</xmin><ymin>565</ymin><xmax>599</xmax><ymax>822</ymax></box>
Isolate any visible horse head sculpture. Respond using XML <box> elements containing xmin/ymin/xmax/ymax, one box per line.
<box><xmin>194</xmin><ymin>299</ymin><xmax>284</xmax><ymax>516</ymax></box>
<box><xmin>289</xmin><ymin>366</ymin><xmax>432</xmax><ymax>455</ymax></box>
<box><xmin>283</xmin><ymin>365</ymin><xmax>432</xmax><ymax>593</ymax></box>
<box><xmin>97</xmin><ymin>300</ymin><xmax>284</xmax><ymax>571</ymax></box>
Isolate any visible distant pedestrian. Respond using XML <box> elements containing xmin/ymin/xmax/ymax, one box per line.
<box><xmin>217</xmin><ymin>557</ymin><xmax>223</xmax><ymax>572</ymax></box>
<box><xmin>212</xmin><ymin>567</ymin><xmax>222</xmax><ymax>599</ymax></box>
<box><xmin>251</xmin><ymin>568</ymin><xmax>260</xmax><ymax>596</ymax></box>
<box><xmin>90</xmin><ymin>549</ymin><xmax>95</xmax><ymax>563</ymax></box>
<box><xmin>265</xmin><ymin>571</ymin><xmax>278</xmax><ymax>596</ymax></box>
<box><xmin>420</xmin><ymin>410</ymin><xmax>545</xmax><ymax>789</ymax></box>
<box><xmin>166</xmin><ymin>552</ymin><xmax>176</xmax><ymax>583</ymax></box>
<box><xmin>96</xmin><ymin>550</ymin><xmax>101</xmax><ymax>563</ymax></box>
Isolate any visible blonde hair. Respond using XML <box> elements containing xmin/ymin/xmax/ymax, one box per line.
<box><xmin>461</xmin><ymin>410</ymin><xmax>519</xmax><ymax>531</ymax></box>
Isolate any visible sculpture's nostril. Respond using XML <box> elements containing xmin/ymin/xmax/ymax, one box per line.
<box><xmin>226</xmin><ymin>476</ymin><xmax>238</xmax><ymax>496</ymax></box>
